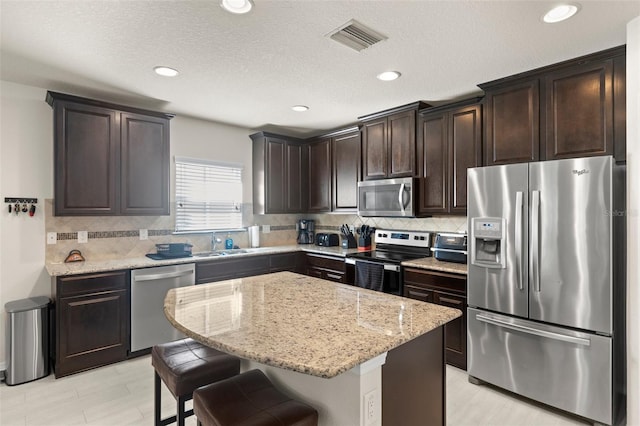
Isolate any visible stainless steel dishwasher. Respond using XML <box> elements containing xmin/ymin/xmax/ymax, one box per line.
<box><xmin>130</xmin><ymin>263</ymin><xmax>195</xmax><ymax>352</ymax></box>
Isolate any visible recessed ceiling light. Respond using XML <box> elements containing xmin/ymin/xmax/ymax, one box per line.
<box><xmin>220</xmin><ymin>0</ymin><xmax>254</xmax><ymax>14</ymax></box>
<box><xmin>543</xmin><ymin>4</ymin><xmax>580</xmax><ymax>23</ymax></box>
<box><xmin>154</xmin><ymin>66</ymin><xmax>179</xmax><ymax>77</ymax></box>
<box><xmin>377</xmin><ymin>71</ymin><xmax>401</xmax><ymax>81</ymax></box>
<box><xmin>291</xmin><ymin>105</ymin><xmax>309</xmax><ymax>112</ymax></box>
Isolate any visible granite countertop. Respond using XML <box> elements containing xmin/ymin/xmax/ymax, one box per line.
<box><xmin>402</xmin><ymin>257</ymin><xmax>468</xmax><ymax>275</ymax></box>
<box><xmin>45</xmin><ymin>245</ymin><xmax>360</xmax><ymax>277</ymax></box>
<box><xmin>164</xmin><ymin>271</ymin><xmax>461</xmax><ymax>379</ymax></box>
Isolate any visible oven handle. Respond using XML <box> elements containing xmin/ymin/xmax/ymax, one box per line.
<box><xmin>345</xmin><ymin>258</ymin><xmax>399</xmax><ymax>272</ymax></box>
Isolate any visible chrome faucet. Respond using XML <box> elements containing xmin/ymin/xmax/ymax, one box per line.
<box><xmin>211</xmin><ymin>233</ymin><xmax>222</xmax><ymax>251</ymax></box>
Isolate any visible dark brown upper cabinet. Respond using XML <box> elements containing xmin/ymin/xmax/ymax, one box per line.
<box><xmin>479</xmin><ymin>45</ymin><xmax>626</xmax><ymax>165</ymax></box>
<box><xmin>359</xmin><ymin>102</ymin><xmax>429</xmax><ymax>180</ymax></box>
<box><xmin>418</xmin><ymin>99</ymin><xmax>482</xmax><ymax>215</ymax></box>
<box><xmin>305</xmin><ymin>126</ymin><xmax>361</xmax><ymax>213</ymax></box>
<box><xmin>307</xmin><ymin>138</ymin><xmax>332</xmax><ymax>212</ymax></box>
<box><xmin>251</xmin><ymin>132</ymin><xmax>307</xmax><ymax>214</ymax></box>
<box><xmin>46</xmin><ymin>91</ymin><xmax>172</xmax><ymax>216</ymax></box>
<box><xmin>332</xmin><ymin>128</ymin><xmax>361</xmax><ymax>212</ymax></box>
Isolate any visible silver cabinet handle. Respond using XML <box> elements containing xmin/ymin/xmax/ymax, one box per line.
<box><xmin>531</xmin><ymin>190</ymin><xmax>540</xmax><ymax>292</ymax></box>
<box><xmin>134</xmin><ymin>269</ymin><xmax>194</xmax><ymax>282</ymax></box>
<box><xmin>398</xmin><ymin>183</ymin><xmax>406</xmax><ymax>212</ymax></box>
<box><xmin>476</xmin><ymin>314</ymin><xmax>591</xmax><ymax>346</ymax></box>
<box><xmin>515</xmin><ymin>191</ymin><xmax>523</xmax><ymax>291</ymax></box>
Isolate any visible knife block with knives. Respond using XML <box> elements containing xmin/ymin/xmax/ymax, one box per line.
<box><xmin>340</xmin><ymin>224</ymin><xmax>358</xmax><ymax>248</ymax></box>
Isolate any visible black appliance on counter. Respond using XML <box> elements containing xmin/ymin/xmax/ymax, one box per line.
<box><xmin>296</xmin><ymin>219</ymin><xmax>315</xmax><ymax>244</ymax></box>
<box><xmin>345</xmin><ymin>229</ymin><xmax>432</xmax><ymax>295</ymax></box>
<box><xmin>316</xmin><ymin>233</ymin><xmax>340</xmax><ymax>247</ymax></box>
<box><xmin>431</xmin><ymin>233</ymin><xmax>467</xmax><ymax>263</ymax></box>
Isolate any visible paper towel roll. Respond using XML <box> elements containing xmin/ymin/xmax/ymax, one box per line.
<box><xmin>248</xmin><ymin>225</ymin><xmax>260</xmax><ymax>248</ymax></box>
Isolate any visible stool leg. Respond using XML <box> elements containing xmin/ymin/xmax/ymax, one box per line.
<box><xmin>154</xmin><ymin>371</ymin><xmax>162</xmax><ymax>426</ymax></box>
<box><xmin>177</xmin><ymin>396</ymin><xmax>187</xmax><ymax>426</ymax></box>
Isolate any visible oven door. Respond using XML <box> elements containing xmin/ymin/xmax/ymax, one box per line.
<box><xmin>347</xmin><ymin>258</ymin><xmax>402</xmax><ymax>295</ymax></box>
<box><xmin>357</xmin><ymin>177</ymin><xmax>415</xmax><ymax>217</ymax></box>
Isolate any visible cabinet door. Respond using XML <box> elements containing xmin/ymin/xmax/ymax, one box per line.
<box><xmin>120</xmin><ymin>113</ymin><xmax>170</xmax><ymax>215</ymax></box>
<box><xmin>362</xmin><ymin>118</ymin><xmax>388</xmax><ymax>180</ymax></box>
<box><xmin>484</xmin><ymin>80</ymin><xmax>540</xmax><ymax>165</ymax></box>
<box><xmin>450</xmin><ymin>104</ymin><xmax>482</xmax><ymax>213</ymax></box>
<box><xmin>307</xmin><ymin>139</ymin><xmax>332</xmax><ymax>212</ymax></box>
<box><xmin>544</xmin><ymin>60</ymin><xmax>614</xmax><ymax>160</ymax></box>
<box><xmin>54</xmin><ymin>101</ymin><xmax>119</xmax><ymax>215</ymax></box>
<box><xmin>387</xmin><ymin>110</ymin><xmax>416</xmax><ymax>178</ymax></box>
<box><xmin>434</xmin><ymin>291</ymin><xmax>467</xmax><ymax>370</ymax></box>
<box><xmin>286</xmin><ymin>142</ymin><xmax>306</xmax><ymax>212</ymax></box>
<box><xmin>332</xmin><ymin>131</ymin><xmax>361</xmax><ymax>212</ymax></box>
<box><xmin>419</xmin><ymin>112</ymin><xmax>448</xmax><ymax>214</ymax></box>
<box><xmin>196</xmin><ymin>256</ymin><xmax>270</xmax><ymax>284</ymax></box>
<box><xmin>265</xmin><ymin>138</ymin><xmax>287</xmax><ymax>213</ymax></box>
<box><xmin>57</xmin><ymin>289</ymin><xmax>128</xmax><ymax>377</ymax></box>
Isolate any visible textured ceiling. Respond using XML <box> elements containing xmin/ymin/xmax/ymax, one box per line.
<box><xmin>1</xmin><ymin>0</ymin><xmax>638</xmax><ymax>137</ymax></box>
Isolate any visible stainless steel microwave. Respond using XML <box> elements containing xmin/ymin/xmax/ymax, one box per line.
<box><xmin>357</xmin><ymin>177</ymin><xmax>416</xmax><ymax>217</ymax></box>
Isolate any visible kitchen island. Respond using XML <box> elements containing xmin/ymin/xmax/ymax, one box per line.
<box><xmin>164</xmin><ymin>271</ymin><xmax>461</xmax><ymax>426</ymax></box>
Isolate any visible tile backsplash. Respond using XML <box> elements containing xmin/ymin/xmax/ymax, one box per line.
<box><xmin>44</xmin><ymin>199</ymin><xmax>467</xmax><ymax>263</ymax></box>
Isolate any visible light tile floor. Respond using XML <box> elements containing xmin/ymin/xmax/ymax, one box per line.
<box><xmin>0</xmin><ymin>356</ymin><xmax>589</xmax><ymax>426</ymax></box>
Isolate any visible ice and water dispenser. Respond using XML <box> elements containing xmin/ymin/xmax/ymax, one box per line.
<box><xmin>470</xmin><ymin>217</ymin><xmax>506</xmax><ymax>268</ymax></box>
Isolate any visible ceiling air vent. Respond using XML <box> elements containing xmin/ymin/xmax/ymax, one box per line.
<box><xmin>327</xmin><ymin>19</ymin><xmax>388</xmax><ymax>52</ymax></box>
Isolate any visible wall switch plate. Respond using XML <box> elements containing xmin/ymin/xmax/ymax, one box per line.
<box><xmin>139</xmin><ymin>229</ymin><xmax>148</xmax><ymax>240</ymax></box>
<box><xmin>262</xmin><ymin>225</ymin><xmax>271</xmax><ymax>233</ymax></box>
<box><xmin>47</xmin><ymin>232</ymin><xmax>57</xmax><ymax>245</ymax></box>
<box><xmin>77</xmin><ymin>231</ymin><xmax>88</xmax><ymax>244</ymax></box>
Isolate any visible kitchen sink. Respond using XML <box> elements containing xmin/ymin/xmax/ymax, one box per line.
<box><xmin>194</xmin><ymin>249</ymin><xmax>249</xmax><ymax>258</ymax></box>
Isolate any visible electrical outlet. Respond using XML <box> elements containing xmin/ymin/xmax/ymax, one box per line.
<box><xmin>262</xmin><ymin>225</ymin><xmax>270</xmax><ymax>234</ymax></box>
<box><xmin>139</xmin><ymin>229</ymin><xmax>148</xmax><ymax>240</ymax></box>
<box><xmin>364</xmin><ymin>390</ymin><xmax>377</xmax><ymax>425</ymax></box>
<box><xmin>77</xmin><ymin>231</ymin><xmax>88</xmax><ymax>244</ymax></box>
<box><xmin>47</xmin><ymin>232</ymin><xmax>57</xmax><ymax>245</ymax></box>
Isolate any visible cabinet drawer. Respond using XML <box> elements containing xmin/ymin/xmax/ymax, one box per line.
<box><xmin>403</xmin><ymin>268</ymin><xmax>465</xmax><ymax>295</ymax></box>
<box><xmin>57</xmin><ymin>270</ymin><xmax>128</xmax><ymax>297</ymax></box>
<box><xmin>305</xmin><ymin>253</ymin><xmax>345</xmax><ymax>272</ymax></box>
<box><xmin>404</xmin><ymin>285</ymin><xmax>435</xmax><ymax>303</ymax></box>
<box><xmin>196</xmin><ymin>255</ymin><xmax>269</xmax><ymax>283</ymax></box>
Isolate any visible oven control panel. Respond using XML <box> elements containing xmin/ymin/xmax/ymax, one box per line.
<box><xmin>375</xmin><ymin>229</ymin><xmax>432</xmax><ymax>248</ymax></box>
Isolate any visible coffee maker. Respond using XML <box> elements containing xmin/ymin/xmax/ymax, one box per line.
<box><xmin>296</xmin><ymin>219</ymin><xmax>315</xmax><ymax>244</ymax></box>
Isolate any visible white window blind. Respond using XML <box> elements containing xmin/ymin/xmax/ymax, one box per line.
<box><xmin>175</xmin><ymin>157</ymin><xmax>243</xmax><ymax>232</ymax></box>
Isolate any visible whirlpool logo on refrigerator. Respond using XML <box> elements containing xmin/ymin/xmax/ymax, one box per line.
<box><xmin>572</xmin><ymin>168</ymin><xmax>590</xmax><ymax>176</ymax></box>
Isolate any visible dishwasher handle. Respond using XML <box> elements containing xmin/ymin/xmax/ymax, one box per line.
<box><xmin>133</xmin><ymin>269</ymin><xmax>194</xmax><ymax>282</ymax></box>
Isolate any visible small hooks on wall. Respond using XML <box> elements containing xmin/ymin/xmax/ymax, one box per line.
<box><xmin>5</xmin><ymin>197</ymin><xmax>37</xmax><ymax>217</ymax></box>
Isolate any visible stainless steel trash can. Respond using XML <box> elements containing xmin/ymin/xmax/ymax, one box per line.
<box><xmin>5</xmin><ymin>296</ymin><xmax>50</xmax><ymax>385</ymax></box>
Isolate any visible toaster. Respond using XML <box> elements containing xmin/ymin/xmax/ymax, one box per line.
<box><xmin>431</xmin><ymin>233</ymin><xmax>467</xmax><ymax>263</ymax></box>
<box><xmin>315</xmin><ymin>233</ymin><xmax>340</xmax><ymax>247</ymax></box>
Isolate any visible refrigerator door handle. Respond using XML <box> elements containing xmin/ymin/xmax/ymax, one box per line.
<box><xmin>531</xmin><ymin>190</ymin><xmax>541</xmax><ymax>292</ymax></box>
<box><xmin>476</xmin><ymin>314</ymin><xmax>591</xmax><ymax>346</ymax></box>
<box><xmin>515</xmin><ymin>191</ymin><xmax>524</xmax><ymax>290</ymax></box>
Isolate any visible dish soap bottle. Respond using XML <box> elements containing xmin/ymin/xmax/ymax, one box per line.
<box><xmin>225</xmin><ymin>232</ymin><xmax>233</xmax><ymax>250</ymax></box>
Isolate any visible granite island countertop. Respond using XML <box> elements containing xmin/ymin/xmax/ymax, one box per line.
<box><xmin>402</xmin><ymin>257</ymin><xmax>468</xmax><ymax>275</ymax></box>
<box><xmin>164</xmin><ymin>271</ymin><xmax>462</xmax><ymax>379</ymax></box>
<box><xmin>45</xmin><ymin>245</ymin><xmax>360</xmax><ymax>277</ymax></box>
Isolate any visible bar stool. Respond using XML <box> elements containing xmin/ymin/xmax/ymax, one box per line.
<box><xmin>152</xmin><ymin>338</ymin><xmax>241</xmax><ymax>426</ymax></box>
<box><xmin>193</xmin><ymin>369</ymin><xmax>318</xmax><ymax>426</ymax></box>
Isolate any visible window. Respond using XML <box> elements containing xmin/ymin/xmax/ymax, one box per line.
<box><xmin>175</xmin><ymin>157</ymin><xmax>243</xmax><ymax>232</ymax></box>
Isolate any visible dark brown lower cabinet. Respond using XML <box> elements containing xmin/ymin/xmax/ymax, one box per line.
<box><xmin>53</xmin><ymin>270</ymin><xmax>129</xmax><ymax>378</ymax></box>
<box><xmin>196</xmin><ymin>255</ymin><xmax>270</xmax><ymax>283</ymax></box>
<box><xmin>303</xmin><ymin>253</ymin><xmax>345</xmax><ymax>283</ymax></box>
<box><xmin>403</xmin><ymin>267</ymin><xmax>467</xmax><ymax>370</ymax></box>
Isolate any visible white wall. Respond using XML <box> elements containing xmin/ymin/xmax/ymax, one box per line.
<box><xmin>0</xmin><ymin>81</ymin><xmax>53</xmax><ymax>370</ymax></box>
<box><xmin>626</xmin><ymin>15</ymin><xmax>639</xmax><ymax>426</ymax></box>
<box><xmin>0</xmin><ymin>80</ymin><xmax>254</xmax><ymax>366</ymax></box>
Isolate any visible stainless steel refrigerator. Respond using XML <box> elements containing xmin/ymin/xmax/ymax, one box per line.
<box><xmin>467</xmin><ymin>156</ymin><xmax>626</xmax><ymax>425</ymax></box>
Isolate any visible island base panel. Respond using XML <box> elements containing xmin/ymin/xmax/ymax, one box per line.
<box><xmin>383</xmin><ymin>326</ymin><xmax>445</xmax><ymax>426</ymax></box>
<box><xmin>241</xmin><ymin>355</ymin><xmax>385</xmax><ymax>426</ymax></box>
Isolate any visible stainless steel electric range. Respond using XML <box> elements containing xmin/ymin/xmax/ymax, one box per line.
<box><xmin>346</xmin><ymin>229</ymin><xmax>432</xmax><ymax>296</ymax></box>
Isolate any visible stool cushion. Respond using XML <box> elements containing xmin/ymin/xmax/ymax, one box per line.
<box><xmin>193</xmin><ymin>369</ymin><xmax>318</xmax><ymax>426</ymax></box>
<box><xmin>152</xmin><ymin>338</ymin><xmax>240</xmax><ymax>398</ymax></box>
